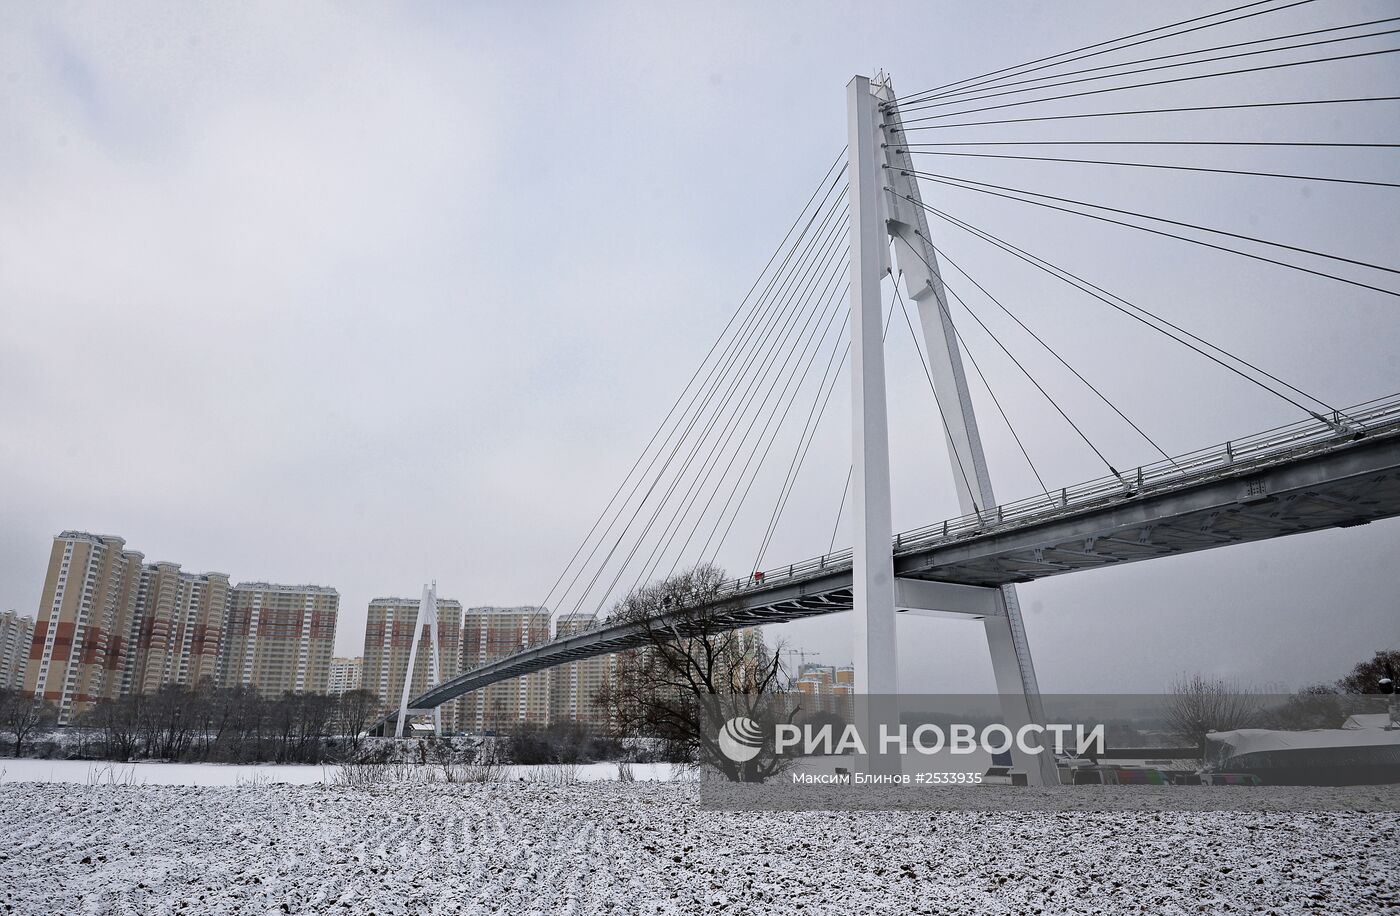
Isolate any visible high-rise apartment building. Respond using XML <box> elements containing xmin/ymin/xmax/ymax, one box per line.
<box><xmin>219</xmin><ymin>583</ymin><xmax>339</xmax><ymax>696</ymax></box>
<box><xmin>22</xmin><ymin>531</ymin><xmax>341</xmax><ymax>717</ymax></box>
<box><xmin>25</xmin><ymin>531</ymin><xmax>240</xmax><ymax>721</ymax></box>
<box><xmin>125</xmin><ymin>564</ymin><xmax>229</xmax><ymax>695</ymax></box>
<box><xmin>548</xmin><ymin>610</ymin><xmax>613</xmax><ymax>730</ymax></box>
<box><xmin>0</xmin><ymin>611</ymin><xmax>35</xmax><ymax>692</ymax></box>
<box><xmin>327</xmin><ymin>657</ymin><xmax>363</xmax><ymax>696</ymax></box>
<box><xmin>26</xmin><ymin>531</ymin><xmax>146</xmax><ymax>723</ymax></box>
<box><xmin>460</xmin><ymin>606</ymin><xmax>551</xmax><ymax>732</ymax></box>
<box><xmin>361</xmin><ymin>597</ymin><xmax>463</xmax><ymax>731</ymax></box>
<box><xmin>794</xmin><ymin>662</ymin><xmax>854</xmax><ymax>722</ymax></box>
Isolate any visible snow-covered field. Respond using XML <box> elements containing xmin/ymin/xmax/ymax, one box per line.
<box><xmin>1</xmin><ymin>781</ymin><xmax>1396</xmax><ymax>915</ymax></box>
<box><xmin>0</xmin><ymin>757</ymin><xmax>677</xmax><ymax>786</ymax></box>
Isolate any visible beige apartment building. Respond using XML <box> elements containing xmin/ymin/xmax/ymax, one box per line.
<box><xmin>327</xmin><ymin>657</ymin><xmax>363</xmax><ymax>696</ymax></box>
<box><xmin>361</xmin><ymin>596</ymin><xmax>463</xmax><ymax>731</ymax></box>
<box><xmin>125</xmin><ymin>563</ymin><xmax>230</xmax><ymax>695</ymax></box>
<box><xmin>0</xmin><ymin>610</ymin><xmax>35</xmax><ymax>692</ymax></box>
<box><xmin>460</xmin><ymin>606</ymin><xmax>551</xmax><ymax>733</ymax></box>
<box><xmin>794</xmin><ymin>662</ymin><xmax>854</xmax><ymax>722</ymax></box>
<box><xmin>26</xmin><ymin>531</ymin><xmax>241</xmax><ymax>721</ymax></box>
<box><xmin>547</xmin><ymin>609</ymin><xmax>614</xmax><ymax>730</ymax></box>
<box><xmin>26</xmin><ymin>531</ymin><xmax>147</xmax><ymax>723</ymax></box>
<box><xmin>219</xmin><ymin>583</ymin><xmax>340</xmax><ymax>696</ymax></box>
<box><xmin>22</xmin><ymin>531</ymin><xmax>342</xmax><ymax>717</ymax></box>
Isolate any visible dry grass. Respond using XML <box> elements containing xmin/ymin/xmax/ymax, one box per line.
<box><xmin>331</xmin><ymin>759</ymin><xmax>503</xmax><ymax>788</ymax></box>
<box><xmin>85</xmin><ymin>764</ymin><xmax>144</xmax><ymax>786</ymax></box>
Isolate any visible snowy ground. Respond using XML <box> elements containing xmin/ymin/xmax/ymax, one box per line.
<box><xmin>1</xmin><ymin>782</ymin><xmax>1397</xmax><ymax>914</ymax></box>
<box><xmin>0</xmin><ymin>758</ymin><xmax>677</xmax><ymax>786</ymax></box>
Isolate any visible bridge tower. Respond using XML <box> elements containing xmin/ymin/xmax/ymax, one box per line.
<box><xmin>395</xmin><ymin>582</ymin><xmax>443</xmax><ymax>738</ymax></box>
<box><xmin>847</xmin><ymin>73</ymin><xmax>1058</xmax><ymax>785</ymax></box>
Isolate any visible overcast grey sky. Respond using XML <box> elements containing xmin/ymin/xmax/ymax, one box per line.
<box><xmin>2</xmin><ymin>2</ymin><xmax>1397</xmax><ymax>693</ymax></box>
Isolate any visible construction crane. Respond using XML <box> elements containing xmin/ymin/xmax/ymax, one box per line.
<box><xmin>780</xmin><ymin>648</ymin><xmax>823</xmax><ymax>681</ymax></box>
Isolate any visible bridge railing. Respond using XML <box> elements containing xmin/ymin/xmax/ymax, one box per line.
<box><xmin>407</xmin><ymin>393</ymin><xmax>1400</xmax><ymax>716</ymax></box>
<box><xmin>721</xmin><ymin>392</ymin><xmax>1400</xmax><ymax>597</ymax></box>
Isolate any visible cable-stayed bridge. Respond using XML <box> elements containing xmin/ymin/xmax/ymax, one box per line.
<box><xmin>405</xmin><ymin>393</ymin><xmax>1400</xmax><ymax>708</ymax></box>
<box><xmin>381</xmin><ymin>3</ymin><xmax>1400</xmax><ymax>782</ymax></box>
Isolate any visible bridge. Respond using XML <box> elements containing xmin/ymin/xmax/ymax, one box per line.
<box><xmin>377</xmin><ymin>6</ymin><xmax>1400</xmax><ymax>783</ymax></box>
<box><xmin>405</xmin><ymin>393</ymin><xmax>1400</xmax><ymax>712</ymax></box>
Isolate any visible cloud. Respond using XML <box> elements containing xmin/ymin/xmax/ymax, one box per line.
<box><xmin>1</xmin><ymin>1</ymin><xmax>1397</xmax><ymax>692</ymax></box>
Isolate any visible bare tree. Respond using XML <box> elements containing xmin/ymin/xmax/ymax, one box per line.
<box><xmin>594</xmin><ymin>564</ymin><xmax>792</xmax><ymax>782</ymax></box>
<box><xmin>1165</xmin><ymin>673</ymin><xmax>1260</xmax><ymax>759</ymax></box>
<box><xmin>1262</xmin><ymin>684</ymin><xmax>1352</xmax><ymax>731</ymax></box>
<box><xmin>82</xmin><ymin>693</ymin><xmax>143</xmax><ymax>761</ymax></box>
<box><xmin>143</xmin><ymin>684</ymin><xmax>197</xmax><ymax>759</ymax></box>
<box><xmin>486</xmin><ymin>697</ymin><xmax>507</xmax><ymax>736</ymax></box>
<box><xmin>188</xmin><ymin>683</ymin><xmax>238</xmax><ymax>760</ymax></box>
<box><xmin>335</xmin><ymin>689</ymin><xmax>380</xmax><ymax>754</ymax></box>
<box><xmin>0</xmin><ymin>689</ymin><xmax>57</xmax><ymax>757</ymax></box>
<box><xmin>225</xmin><ymin>687</ymin><xmax>267</xmax><ymax>763</ymax></box>
<box><xmin>293</xmin><ymin>693</ymin><xmax>337</xmax><ymax>763</ymax></box>
<box><xmin>270</xmin><ymin>692</ymin><xmax>298</xmax><ymax>762</ymax></box>
<box><xmin>1337</xmin><ymin>649</ymin><xmax>1400</xmax><ymax>694</ymax></box>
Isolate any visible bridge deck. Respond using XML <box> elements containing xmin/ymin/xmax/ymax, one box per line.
<box><xmin>399</xmin><ymin>394</ymin><xmax>1400</xmax><ymax>717</ymax></box>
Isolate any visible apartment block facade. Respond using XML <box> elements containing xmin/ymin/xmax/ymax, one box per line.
<box><xmin>219</xmin><ymin>583</ymin><xmax>340</xmax><ymax>695</ymax></box>
<box><xmin>126</xmin><ymin>564</ymin><xmax>230</xmax><ymax>696</ymax></box>
<box><xmin>794</xmin><ymin>662</ymin><xmax>854</xmax><ymax>722</ymax></box>
<box><xmin>547</xmin><ymin>609</ymin><xmax>613</xmax><ymax>730</ymax></box>
<box><xmin>327</xmin><ymin>657</ymin><xmax>363</xmax><ymax>696</ymax></box>
<box><xmin>361</xmin><ymin>596</ymin><xmax>463</xmax><ymax>731</ymax></box>
<box><xmin>18</xmin><ymin>531</ymin><xmax>350</xmax><ymax>721</ymax></box>
<box><xmin>25</xmin><ymin>532</ymin><xmax>146</xmax><ymax>722</ymax></box>
<box><xmin>0</xmin><ymin>611</ymin><xmax>35</xmax><ymax>692</ymax></box>
<box><xmin>460</xmin><ymin>606</ymin><xmax>551</xmax><ymax>732</ymax></box>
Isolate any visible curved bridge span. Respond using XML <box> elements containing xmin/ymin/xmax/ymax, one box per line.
<box><xmin>386</xmin><ymin>394</ymin><xmax>1400</xmax><ymax>723</ymax></box>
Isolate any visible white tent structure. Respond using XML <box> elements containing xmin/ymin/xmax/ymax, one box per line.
<box><xmin>1207</xmin><ymin>727</ymin><xmax>1400</xmax><ymax>785</ymax></box>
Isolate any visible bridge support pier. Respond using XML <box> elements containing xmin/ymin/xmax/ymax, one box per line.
<box><xmin>848</xmin><ymin>74</ymin><xmax>901</xmax><ymax>776</ymax></box>
<box><xmin>845</xmin><ymin>73</ymin><xmax>1058</xmax><ymax>786</ymax></box>
<box><xmin>984</xmin><ymin>590</ymin><xmax>1056</xmax><ymax>785</ymax></box>
<box><xmin>395</xmin><ymin>582</ymin><xmax>442</xmax><ymax>738</ymax></box>
<box><xmin>894</xmin><ymin>577</ymin><xmax>999</xmax><ymax>617</ymax></box>
<box><xmin>847</xmin><ymin>74</ymin><xmax>899</xmax><ymax>700</ymax></box>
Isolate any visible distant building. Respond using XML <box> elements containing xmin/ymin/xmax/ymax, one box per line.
<box><xmin>21</xmin><ymin>530</ymin><xmax>341</xmax><ymax>717</ymax></box>
<box><xmin>26</xmin><ymin>531</ymin><xmax>147</xmax><ymax>723</ymax></box>
<box><xmin>548</xmin><ymin>609</ymin><xmax>614</xmax><ymax>730</ymax></box>
<box><xmin>0</xmin><ymin>610</ymin><xmax>35</xmax><ymax>692</ymax></box>
<box><xmin>795</xmin><ymin>662</ymin><xmax>854</xmax><ymax>722</ymax></box>
<box><xmin>126</xmin><ymin>564</ymin><xmax>230</xmax><ymax>696</ymax></box>
<box><xmin>831</xmin><ymin>664</ymin><xmax>854</xmax><ymax>722</ymax></box>
<box><xmin>461</xmin><ymin>606</ymin><xmax>551</xmax><ymax>732</ymax></box>
<box><xmin>361</xmin><ymin>597</ymin><xmax>463</xmax><ymax>731</ymax></box>
<box><xmin>219</xmin><ymin>583</ymin><xmax>340</xmax><ymax>695</ymax></box>
<box><xmin>327</xmin><ymin>657</ymin><xmax>363</xmax><ymax>696</ymax></box>
<box><xmin>795</xmin><ymin>664</ymin><xmax>831</xmax><ymax>701</ymax></box>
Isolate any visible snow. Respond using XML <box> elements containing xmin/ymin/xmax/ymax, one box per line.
<box><xmin>1343</xmin><ymin>713</ymin><xmax>1393</xmax><ymax>730</ymax></box>
<box><xmin>0</xmin><ymin>759</ymin><xmax>334</xmax><ymax>787</ymax></box>
<box><xmin>1</xmin><ymin>781</ymin><xmax>1397</xmax><ymax>914</ymax></box>
<box><xmin>1208</xmin><ymin>726</ymin><xmax>1400</xmax><ymax>754</ymax></box>
<box><xmin>0</xmin><ymin>758</ymin><xmax>678</xmax><ymax>786</ymax></box>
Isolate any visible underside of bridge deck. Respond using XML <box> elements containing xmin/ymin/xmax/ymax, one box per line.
<box><xmin>898</xmin><ymin>427</ymin><xmax>1400</xmax><ymax>587</ymax></box>
<box><xmin>393</xmin><ymin>423</ymin><xmax>1400</xmax><ymax>718</ymax></box>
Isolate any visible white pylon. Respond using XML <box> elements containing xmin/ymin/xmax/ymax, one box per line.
<box><xmin>848</xmin><ymin>75</ymin><xmax>901</xmax><ymax>778</ymax></box>
<box><xmin>395</xmin><ymin>582</ymin><xmax>442</xmax><ymax>738</ymax></box>
<box><xmin>848</xmin><ymin>73</ymin><xmax>1058</xmax><ymax>786</ymax></box>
